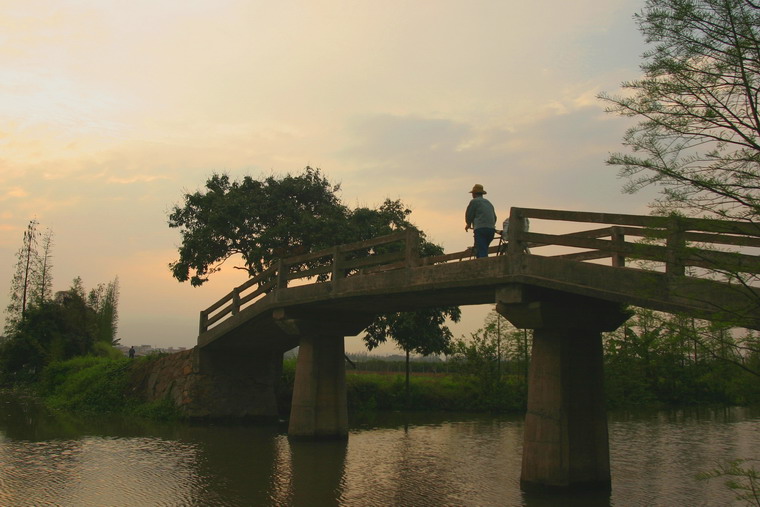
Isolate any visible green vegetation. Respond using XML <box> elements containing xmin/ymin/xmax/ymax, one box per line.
<box><xmin>0</xmin><ymin>277</ymin><xmax>121</xmax><ymax>384</ymax></box>
<box><xmin>363</xmin><ymin>307</ymin><xmax>461</xmax><ymax>397</ymax></box>
<box><xmin>2</xmin><ymin>219</ymin><xmax>121</xmax><ymax>385</ymax></box>
<box><xmin>346</xmin><ymin>372</ymin><xmax>524</xmax><ymax>413</ymax></box>
<box><xmin>280</xmin><ymin>356</ymin><xmax>524</xmax><ymax>414</ymax></box>
<box><xmin>39</xmin><ymin>356</ymin><xmax>132</xmax><ymax>413</ymax></box>
<box><xmin>35</xmin><ymin>355</ymin><xmax>181</xmax><ymax>420</ymax></box>
<box><xmin>5</xmin><ymin>302</ymin><xmax>758</xmax><ymax>421</ymax></box>
<box><xmin>604</xmin><ymin>308</ymin><xmax>760</xmax><ymax>408</ymax></box>
<box><xmin>0</xmin><ymin>219</ymin><xmax>179</xmax><ymax>419</ymax></box>
<box><xmin>292</xmin><ymin>307</ymin><xmax>759</xmax><ymax>414</ymax></box>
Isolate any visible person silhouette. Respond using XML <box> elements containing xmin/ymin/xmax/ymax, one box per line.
<box><xmin>464</xmin><ymin>184</ymin><xmax>497</xmax><ymax>258</ymax></box>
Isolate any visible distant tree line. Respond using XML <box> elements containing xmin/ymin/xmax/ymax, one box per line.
<box><xmin>1</xmin><ymin>220</ymin><xmax>121</xmax><ymax>383</ymax></box>
<box><xmin>604</xmin><ymin>307</ymin><xmax>760</xmax><ymax>407</ymax></box>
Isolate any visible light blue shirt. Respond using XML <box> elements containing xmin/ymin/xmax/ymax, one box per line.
<box><xmin>465</xmin><ymin>196</ymin><xmax>497</xmax><ymax>230</ymax></box>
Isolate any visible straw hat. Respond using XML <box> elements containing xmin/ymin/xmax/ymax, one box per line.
<box><xmin>470</xmin><ymin>184</ymin><xmax>487</xmax><ymax>194</ymax></box>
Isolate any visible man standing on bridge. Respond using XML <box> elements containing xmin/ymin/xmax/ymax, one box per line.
<box><xmin>465</xmin><ymin>184</ymin><xmax>497</xmax><ymax>258</ymax></box>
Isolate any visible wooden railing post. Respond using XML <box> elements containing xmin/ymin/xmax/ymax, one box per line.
<box><xmin>332</xmin><ymin>246</ymin><xmax>345</xmax><ymax>284</ymax></box>
<box><xmin>231</xmin><ymin>287</ymin><xmax>241</xmax><ymax>315</ymax></box>
<box><xmin>506</xmin><ymin>208</ymin><xmax>527</xmax><ymax>269</ymax></box>
<box><xmin>405</xmin><ymin>228</ymin><xmax>421</xmax><ymax>268</ymax></box>
<box><xmin>199</xmin><ymin>310</ymin><xmax>208</xmax><ymax>334</ymax></box>
<box><xmin>666</xmin><ymin>216</ymin><xmax>686</xmax><ymax>276</ymax></box>
<box><xmin>611</xmin><ymin>226</ymin><xmax>625</xmax><ymax>268</ymax></box>
<box><xmin>276</xmin><ymin>259</ymin><xmax>288</xmax><ymax>289</ymax></box>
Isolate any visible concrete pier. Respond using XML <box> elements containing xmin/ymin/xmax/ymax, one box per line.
<box><xmin>497</xmin><ymin>286</ymin><xmax>631</xmax><ymax>491</ymax></box>
<box><xmin>288</xmin><ymin>335</ymin><xmax>349</xmax><ymax>439</ymax></box>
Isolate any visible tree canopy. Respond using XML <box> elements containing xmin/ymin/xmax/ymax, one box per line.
<box><xmin>169</xmin><ymin>167</ymin><xmax>414</xmax><ymax>286</ymax></box>
<box><xmin>364</xmin><ymin>308</ymin><xmax>460</xmax><ymax>357</ymax></box>
<box><xmin>600</xmin><ymin>0</ymin><xmax>760</xmax><ymax>221</ymax></box>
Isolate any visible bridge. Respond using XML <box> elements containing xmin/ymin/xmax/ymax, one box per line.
<box><xmin>194</xmin><ymin>207</ymin><xmax>760</xmax><ymax>491</ymax></box>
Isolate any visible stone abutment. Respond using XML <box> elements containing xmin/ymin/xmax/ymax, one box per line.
<box><xmin>129</xmin><ymin>346</ymin><xmax>284</xmax><ymax>421</ymax></box>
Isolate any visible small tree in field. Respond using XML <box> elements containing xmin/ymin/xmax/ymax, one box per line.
<box><xmin>87</xmin><ymin>277</ymin><xmax>121</xmax><ymax>346</ymax></box>
<box><xmin>363</xmin><ymin>306</ymin><xmax>461</xmax><ymax>398</ymax></box>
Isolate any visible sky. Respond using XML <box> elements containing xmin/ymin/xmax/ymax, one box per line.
<box><xmin>0</xmin><ymin>0</ymin><xmax>658</xmax><ymax>354</ymax></box>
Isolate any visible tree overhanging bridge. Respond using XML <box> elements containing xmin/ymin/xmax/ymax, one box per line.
<box><xmin>195</xmin><ymin>207</ymin><xmax>760</xmax><ymax>491</ymax></box>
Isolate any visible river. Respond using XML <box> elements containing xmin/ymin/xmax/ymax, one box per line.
<box><xmin>1</xmin><ymin>392</ymin><xmax>758</xmax><ymax>506</ymax></box>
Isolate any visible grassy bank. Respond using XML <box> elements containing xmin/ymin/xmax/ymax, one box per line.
<box><xmin>30</xmin><ymin>356</ymin><xmax>526</xmax><ymax>422</ymax></box>
<box><xmin>36</xmin><ymin>355</ymin><xmax>182</xmax><ymax>420</ymax></box>
<box><xmin>26</xmin><ymin>354</ymin><xmax>760</xmax><ymax>421</ymax></box>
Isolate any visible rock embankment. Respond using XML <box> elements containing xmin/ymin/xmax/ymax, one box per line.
<box><xmin>129</xmin><ymin>347</ymin><xmax>283</xmax><ymax>421</ymax></box>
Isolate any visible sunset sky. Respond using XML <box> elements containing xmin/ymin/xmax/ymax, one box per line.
<box><xmin>1</xmin><ymin>0</ymin><xmax>658</xmax><ymax>353</ymax></box>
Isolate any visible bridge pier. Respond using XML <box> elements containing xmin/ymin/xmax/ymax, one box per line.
<box><xmin>497</xmin><ymin>286</ymin><xmax>631</xmax><ymax>492</ymax></box>
<box><xmin>288</xmin><ymin>334</ymin><xmax>349</xmax><ymax>439</ymax></box>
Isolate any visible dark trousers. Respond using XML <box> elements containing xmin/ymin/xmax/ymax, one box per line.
<box><xmin>474</xmin><ymin>228</ymin><xmax>496</xmax><ymax>258</ymax></box>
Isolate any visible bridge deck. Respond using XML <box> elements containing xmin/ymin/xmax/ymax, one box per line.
<box><xmin>198</xmin><ymin>208</ymin><xmax>760</xmax><ymax>350</ymax></box>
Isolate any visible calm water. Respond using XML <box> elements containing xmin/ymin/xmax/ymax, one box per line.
<box><xmin>1</xmin><ymin>392</ymin><xmax>758</xmax><ymax>506</ymax></box>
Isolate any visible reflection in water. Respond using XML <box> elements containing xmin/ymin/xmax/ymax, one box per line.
<box><xmin>0</xmin><ymin>436</ymin><xmax>206</xmax><ymax>506</ymax></box>
<box><xmin>180</xmin><ymin>425</ymin><xmax>283</xmax><ymax>506</ymax></box>
<box><xmin>610</xmin><ymin>407</ymin><xmax>760</xmax><ymax>506</ymax></box>
<box><xmin>288</xmin><ymin>439</ymin><xmax>348</xmax><ymax>506</ymax></box>
<box><xmin>347</xmin><ymin>418</ymin><xmax>525</xmax><ymax>506</ymax></box>
<box><xmin>0</xmin><ymin>392</ymin><xmax>758</xmax><ymax>506</ymax></box>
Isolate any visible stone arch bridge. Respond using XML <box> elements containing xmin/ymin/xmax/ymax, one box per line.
<box><xmin>141</xmin><ymin>207</ymin><xmax>760</xmax><ymax>492</ymax></box>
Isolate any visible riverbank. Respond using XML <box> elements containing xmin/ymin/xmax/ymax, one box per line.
<box><xmin>9</xmin><ymin>354</ymin><xmax>528</xmax><ymax>419</ymax></box>
<box><xmin>31</xmin><ymin>355</ymin><xmax>182</xmax><ymax>420</ymax></box>
<box><xmin>6</xmin><ymin>353</ymin><xmax>759</xmax><ymax>422</ymax></box>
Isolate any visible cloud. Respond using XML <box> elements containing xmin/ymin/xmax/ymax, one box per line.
<box><xmin>0</xmin><ymin>0</ymin><xmax>655</xmax><ymax>349</ymax></box>
<box><xmin>107</xmin><ymin>175</ymin><xmax>169</xmax><ymax>185</ymax></box>
<box><xmin>328</xmin><ymin>95</ymin><xmax>650</xmax><ymax>256</ymax></box>
<box><xmin>0</xmin><ymin>187</ymin><xmax>29</xmax><ymax>200</ymax></box>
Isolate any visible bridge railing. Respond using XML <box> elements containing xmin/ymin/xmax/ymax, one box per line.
<box><xmin>508</xmin><ymin>207</ymin><xmax>760</xmax><ymax>276</ymax></box>
<box><xmin>200</xmin><ymin>207</ymin><xmax>760</xmax><ymax>334</ymax></box>
<box><xmin>200</xmin><ymin>228</ymin><xmax>420</xmax><ymax>333</ymax></box>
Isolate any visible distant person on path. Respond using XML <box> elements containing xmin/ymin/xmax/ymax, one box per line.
<box><xmin>465</xmin><ymin>184</ymin><xmax>497</xmax><ymax>258</ymax></box>
<box><xmin>129</xmin><ymin>346</ymin><xmax>135</xmax><ymax>359</ymax></box>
